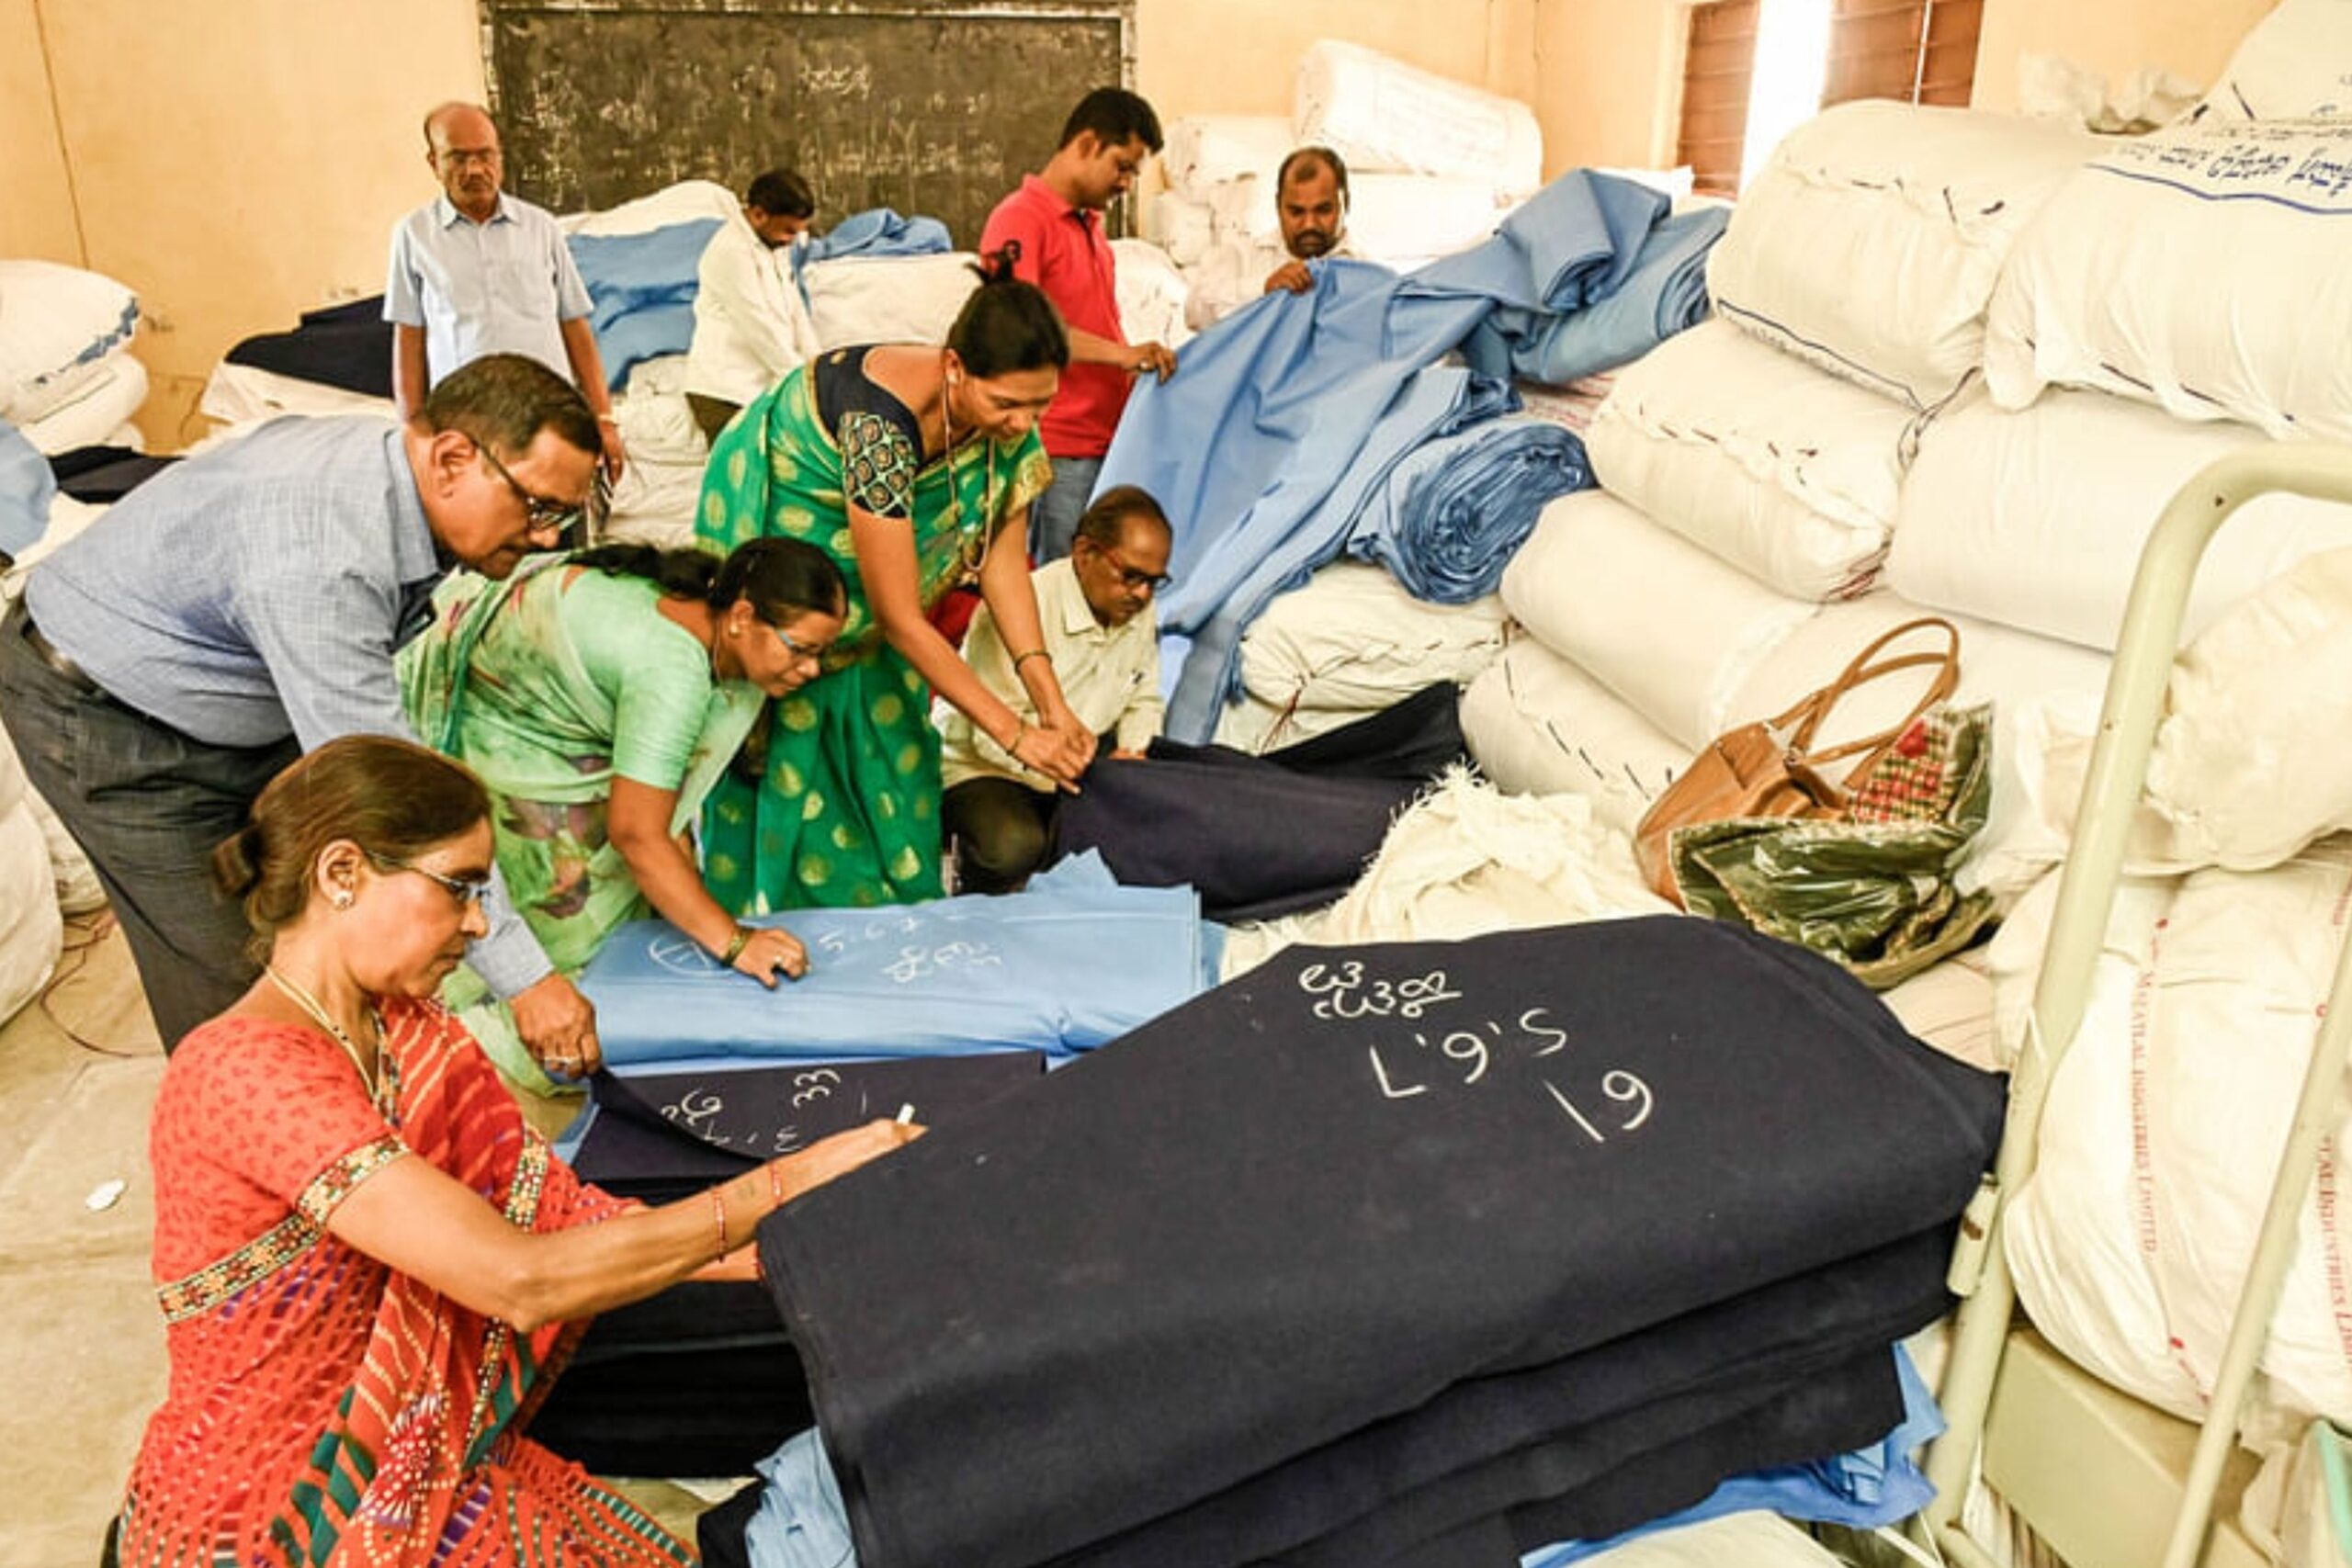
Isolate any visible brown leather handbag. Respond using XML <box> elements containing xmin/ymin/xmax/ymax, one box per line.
<box><xmin>1634</xmin><ymin>617</ymin><xmax>1962</xmax><ymax>905</ymax></box>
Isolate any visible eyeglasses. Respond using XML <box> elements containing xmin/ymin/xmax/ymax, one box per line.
<box><xmin>1095</xmin><ymin>549</ymin><xmax>1171</xmax><ymax>593</ymax></box>
<box><xmin>772</xmin><ymin>624</ymin><xmax>834</xmax><ymax>667</ymax></box>
<box><xmin>366</xmin><ymin>849</ymin><xmax>492</xmax><ymax>906</ymax></box>
<box><xmin>474</xmin><ymin>440</ymin><xmax>589</xmax><ymax>538</ymax></box>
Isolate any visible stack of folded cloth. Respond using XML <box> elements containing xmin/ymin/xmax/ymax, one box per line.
<box><xmin>743</xmin><ymin>915</ymin><xmax>2006</xmax><ymax>1567</ymax></box>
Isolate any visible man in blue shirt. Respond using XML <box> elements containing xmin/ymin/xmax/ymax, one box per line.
<box><xmin>386</xmin><ymin>101</ymin><xmax>625</xmax><ymax>480</ymax></box>
<box><xmin>0</xmin><ymin>355</ymin><xmax>605</xmax><ymax>1069</ymax></box>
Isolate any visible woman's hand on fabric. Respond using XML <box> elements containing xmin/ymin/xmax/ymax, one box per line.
<box><xmin>731</xmin><ymin>926</ymin><xmax>810</xmax><ymax>988</ymax></box>
<box><xmin>768</xmin><ymin>1118</ymin><xmax>924</xmax><ymax>1204</ymax></box>
<box><xmin>1012</xmin><ymin>720</ymin><xmax>1092</xmax><ymax>791</ymax></box>
<box><xmin>511</xmin><ymin>973</ymin><xmax>603</xmax><ymax>1079</ymax></box>
<box><xmin>1129</xmin><ymin>341</ymin><xmax>1178</xmax><ymax>382</ymax></box>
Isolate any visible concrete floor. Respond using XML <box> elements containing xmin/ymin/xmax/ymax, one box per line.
<box><xmin>0</xmin><ymin>914</ymin><xmax>718</xmax><ymax>1567</ymax></box>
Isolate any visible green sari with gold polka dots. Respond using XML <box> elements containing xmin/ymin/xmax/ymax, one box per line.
<box><xmin>695</xmin><ymin>362</ymin><xmax>1051</xmax><ymax>913</ymax></box>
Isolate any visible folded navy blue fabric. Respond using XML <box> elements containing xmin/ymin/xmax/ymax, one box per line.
<box><xmin>760</xmin><ymin>917</ymin><xmax>2004</xmax><ymax>1568</ymax></box>
<box><xmin>222</xmin><ymin>295</ymin><xmax>396</xmax><ymax>397</ymax></box>
<box><xmin>1259</xmin><ymin>682</ymin><xmax>1465</xmax><ymax>784</ymax></box>
<box><xmin>1046</xmin><ymin>1229</ymin><xmax>1949</xmax><ymax>1568</ymax></box>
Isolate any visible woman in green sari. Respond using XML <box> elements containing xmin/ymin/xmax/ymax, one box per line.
<box><xmin>695</xmin><ymin>255</ymin><xmax>1096</xmax><ymax>913</ymax></box>
<box><xmin>400</xmin><ymin>536</ymin><xmax>847</xmax><ymax>1088</ymax></box>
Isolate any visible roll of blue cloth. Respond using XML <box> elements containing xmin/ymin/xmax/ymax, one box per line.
<box><xmin>1344</xmin><ymin>412</ymin><xmax>1593</xmax><ymax>604</ymax></box>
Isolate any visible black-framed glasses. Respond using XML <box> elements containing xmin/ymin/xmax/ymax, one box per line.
<box><xmin>365</xmin><ymin>849</ymin><xmax>492</xmax><ymax>906</ymax></box>
<box><xmin>474</xmin><ymin>439</ymin><xmax>589</xmax><ymax>537</ymax></box>
<box><xmin>1101</xmin><ymin>551</ymin><xmax>1171</xmax><ymax>592</ymax></box>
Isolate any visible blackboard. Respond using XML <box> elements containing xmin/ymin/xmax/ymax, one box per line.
<box><xmin>481</xmin><ymin>0</ymin><xmax>1134</xmax><ymax>247</ymax></box>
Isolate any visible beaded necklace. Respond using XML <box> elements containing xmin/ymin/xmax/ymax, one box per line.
<box><xmin>266</xmin><ymin>965</ymin><xmax>398</xmax><ymax>1120</ymax></box>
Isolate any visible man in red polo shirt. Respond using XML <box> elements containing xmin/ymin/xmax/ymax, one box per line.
<box><xmin>982</xmin><ymin>87</ymin><xmax>1178</xmax><ymax>562</ymax></box>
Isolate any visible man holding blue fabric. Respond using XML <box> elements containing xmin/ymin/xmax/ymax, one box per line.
<box><xmin>387</xmin><ymin>101</ymin><xmax>625</xmax><ymax>479</ymax></box>
<box><xmin>0</xmin><ymin>355</ymin><xmax>607</xmax><ymax>1070</ymax></box>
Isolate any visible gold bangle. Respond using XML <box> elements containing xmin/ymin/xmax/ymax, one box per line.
<box><xmin>718</xmin><ymin>926</ymin><xmax>753</xmax><ymax>964</ymax></box>
<box><xmin>1011</xmin><ymin>649</ymin><xmax>1050</xmax><ymax>671</ymax></box>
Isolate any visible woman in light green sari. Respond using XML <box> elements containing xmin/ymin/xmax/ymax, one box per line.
<box><xmin>695</xmin><ymin>256</ymin><xmax>1097</xmax><ymax>914</ymax></box>
<box><xmin>400</xmin><ymin>537</ymin><xmax>846</xmax><ymax>1089</ymax></box>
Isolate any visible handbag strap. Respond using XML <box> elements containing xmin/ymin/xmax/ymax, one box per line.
<box><xmin>1770</xmin><ymin>617</ymin><xmax>1961</xmax><ymax>778</ymax></box>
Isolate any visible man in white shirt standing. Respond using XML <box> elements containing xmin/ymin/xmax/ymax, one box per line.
<box><xmin>939</xmin><ymin>486</ymin><xmax>1171</xmax><ymax>894</ymax></box>
<box><xmin>1183</xmin><ymin>146</ymin><xmax>1357</xmax><ymax>331</ymax></box>
<box><xmin>386</xmin><ymin>102</ymin><xmax>625</xmax><ymax>479</ymax></box>
<box><xmin>684</xmin><ymin>168</ymin><xmax>822</xmax><ymax>445</ymax></box>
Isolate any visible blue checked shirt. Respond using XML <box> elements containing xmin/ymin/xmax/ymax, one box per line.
<box><xmin>24</xmin><ymin>415</ymin><xmax>554</xmax><ymax>997</ymax></box>
<box><xmin>385</xmin><ymin>193</ymin><xmax>594</xmax><ymax>387</ymax></box>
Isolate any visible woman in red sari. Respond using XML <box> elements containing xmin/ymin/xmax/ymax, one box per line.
<box><xmin>115</xmin><ymin>734</ymin><xmax>914</xmax><ymax>1566</ymax></box>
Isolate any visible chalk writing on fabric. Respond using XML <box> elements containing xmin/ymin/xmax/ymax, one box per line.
<box><xmin>650</xmin><ymin>932</ymin><xmax>725</xmax><ymax>976</ymax></box>
<box><xmin>791</xmin><ymin>1067</ymin><xmax>842</xmax><ymax>1108</ymax></box>
<box><xmin>1299</xmin><ymin>961</ymin><xmax>1657</xmax><ymax>1143</ymax></box>
<box><xmin>1297</xmin><ymin>960</ymin><xmax>1463</xmax><ymax>1020</ymax></box>
<box><xmin>881</xmin><ymin>940</ymin><xmax>1003</xmax><ymax>985</ymax></box>
<box><xmin>662</xmin><ymin>1087</ymin><xmax>727</xmax><ymax>1137</ymax></box>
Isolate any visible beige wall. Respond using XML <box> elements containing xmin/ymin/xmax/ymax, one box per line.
<box><xmin>31</xmin><ymin>0</ymin><xmax>481</xmax><ymax>448</ymax></box>
<box><xmin>1971</xmin><ymin>0</ymin><xmax>2273</xmax><ymax>113</ymax></box>
<box><xmin>0</xmin><ymin>0</ymin><xmax>82</xmax><ymax>265</ymax></box>
<box><xmin>0</xmin><ymin>0</ymin><xmax>2282</xmax><ymax>452</ymax></box>
<box><xmin>1522</xmin><ymin>0</ymin><xmax>2278</xmax><ymax>175</ymax></box>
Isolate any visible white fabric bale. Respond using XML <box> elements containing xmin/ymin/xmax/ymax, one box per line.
<box><xmin>1293</xmin><ymin>39</ymin><xmax>1543</xmax><ymax>197</ymax></box>
<box><xmin>2196</xmin><ymin>0</ymin><xmax>2352</xmax><ymax>121</ymax></box>
<box><xmin>1160</xmin><ymin>116</ymin><xmax>1297</xmax><ymax>194</ymax></box>
<box><xmin>1459</xmin><ymin>635</ymin><xmax>1690</xmax><ymax>838</ymax></box>
<box><xmin>1145</xmin><ymin>191</ymin><xmax>1217</xmax><ymax>267</ymax></box>
<box><xmin>1110</xmin><ymin>239</ymin><xmax>1193</xmax><ymax>352</ymax></box>
<box><xmin>0</xmin><ymin>259</ymin><xmax>140</xmax><ymax>424</ymax></box>
<box><xmin>558</xmin><ymin>178</ymin><xmax>737</xmax><ymax>237</ymax></box>
<box><xmin>1587</xmin><ymin>320</ymin><xmax>1919</xmax><ymax>601</ymax></box>
<box><xmin>600</xmin><ymin>356</ymin><xmax>707</xmax><ymax>551</ymax></box>
<box><xmin>1501</xmin><ymin>491</ymin><xmax>1815</xmax><ymax>749</ymax></box>
<box><xmin>1984</xmin><ymin>118</ymin><xmax>2352</xmax><ymax>442</ymax></box>
<box><xmin>1219</xmin><ymin>768</ymin><xmax>1668</xmax><ymax>978</ymax></box>
<box><xmin>1706</xmin><ymin>102</ymin><xmax>2092</xmax><ymax>409</ymax></box>
<box><xmin>1722</xmin><ymin>592</ymin><xmax>2110</xmax><ymax>900</ymax></box>
<box><xmin>0</xmin><ymin>803</ymin><xmax>62</xmax><ymax>1026</ymax></box>
<box><xmin>1344</xmin><ymin>174</ymin><xmax>1511</xmax><ymax>270</ymax></box>
<box><xmin>1888</xmin><ymin>387</ymin><xmax>2352</xmax><ymax>652</ymax></box>
<box><xmin>200</xmin><ymin>362</ymin><xmax>391</xmax><ymax>427</ymax></box>
<box><xmin>2003</xmin><ymin>842</ymin><xmax>2352</xmax><ymax>1430</ymax></box>
<box><xmin>19</xmin><ymin>346</ymin><xmax>148</xmax><ymax>457</ymax></box>
<box><xmin>1996</xmin><ymin>866</ymin><xmax>2203</xmax><ymax>1422</ymax></box>
<box><xmin>0</xmin><ymin>719</ymin><xmax>105</xmax><ymax>917</ymax></box>
<box><xmin>1573</xmin><ymin>1510</ymin><xmax>1853</xmax><ymax>1568</ymax></box>
<box><xmin>805</xmin><ymin>254</ymin><xmax>980</xmax><ymax>350</ymax></box>
<box><xmin>1238</xmin><ymin>561</ymin><xmax>1508</xmax><ymax>713</ymax></box>
<box><xmin>2022</xmin><ymin>548</ymin><xmax>2352</xmax><ymax>877</ymax></box>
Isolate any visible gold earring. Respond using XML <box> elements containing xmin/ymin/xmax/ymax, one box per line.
<box><xmin>331</xmin><ymin>888</ymin><xmax>355</xmax><ymax>910</ymax></box>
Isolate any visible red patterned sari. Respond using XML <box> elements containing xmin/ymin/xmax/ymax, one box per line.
<box><xmin>118</xmin><ymin>998</ymin><xmax>694</xmax><ymax>1567</ymax></box>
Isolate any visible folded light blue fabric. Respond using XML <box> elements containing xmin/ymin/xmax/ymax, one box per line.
<box><xmin>577</xmin><ymin>864</ymin><xmax>1204</xmax><ymax>1068</ymax></box>
<box><xmin>747</xmin><ymin>1428</ymin><xmax>856</xmax><ymax>1568</ymax></box>
<box><xmin>1344</xmin><ymin>412</ymin><xmax>1590</xmax><ymax>604</ymax></box>
<box><xmin>1406</xmin><ymin>170</ymin><xmax>1669</xmax><ymax>316</ymax></box>
<box><xmin>1520</xmin><ymin>1347</ymin><xmax>1942</xmax><ymax>1567</ymax></box>
<box><xmin>1511</xmin><ymin>206</ymin><xmax>1732</xmax><ymax>387</ymax></box>
<box><xmin>0</xmin><ymin>418</ymin><xmax>53</xmax><ymax>558</ymax></box>
<box><xmin>566</xmin><ymin>218</ymin><xmax>723</xmax><ymax>385</ymax></box>
<box><xmin>802</xmin><ymin>208</ymin><xmax>954</xmax><ymax>265</ymax></box>
<box><xmin>1100</xmin><ymin>171</ymin><xmax>1668</xmax><ymax>741</ymax></box>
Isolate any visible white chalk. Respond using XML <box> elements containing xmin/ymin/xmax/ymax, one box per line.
<box><xmin>896</xmin><ymin>1102</ymin><xmax>917</xmax><ymax>1124</ymax></box>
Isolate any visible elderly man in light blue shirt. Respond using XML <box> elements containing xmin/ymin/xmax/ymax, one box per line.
<box><xmin>0</xmin><ymin>355</ymin><xmax>609</xmax><ymax>1073</ymax></box>
<box><xmin>386</xmin><ymin>101</ymin><xmax>625</xmax><ymax>479</ymax></box>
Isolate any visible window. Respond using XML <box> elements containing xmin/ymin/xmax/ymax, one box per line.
<box><xmin>1676</xmin><ymin>0</ymin><xmax>1982</xmax><ymax>196</ymax></box>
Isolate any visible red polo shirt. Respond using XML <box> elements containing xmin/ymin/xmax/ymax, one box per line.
<box><xmin>980</xmin><ymin>174</ymin><xmax>1130</xmax><ymax>459</ymax></box>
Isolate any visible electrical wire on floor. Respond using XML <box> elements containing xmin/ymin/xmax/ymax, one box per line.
<box><xmin>38</xmin><ymin>908</ymin><xmax>150</xmax><ymax>1059</ymax></box>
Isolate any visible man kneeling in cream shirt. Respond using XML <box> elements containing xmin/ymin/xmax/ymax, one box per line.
<box><xmin>938</xmin><ymin>486</ymin><xmax>1171</xmax><ymax>892</ymax></box>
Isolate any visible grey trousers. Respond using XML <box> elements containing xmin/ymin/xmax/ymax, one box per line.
<box><xmin>944</xmin><ymin>776</ymin><xmax>1057</xmax><ymax>896</ymax></box>
<box><xmin>0</xmin><ymin>604</ymin><xmax>297</xmax><ymax>1049</ymax></box>
<box><xmin>1028</xmin><ymin>455</ymin><xmax>1103</xmax><ymax>564</ymax></box>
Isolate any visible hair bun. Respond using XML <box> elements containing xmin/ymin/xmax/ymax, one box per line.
<box><xmin>210</xmin><ymin>823</ymin><xmax>267</xmax><ymax>900</ymax></box>
<box><xmin>976</xmin><ymin>241</ymin><xmax>1023</xmax><ymax>285</ymax></box>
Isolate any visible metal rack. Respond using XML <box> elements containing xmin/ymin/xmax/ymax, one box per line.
<box><xmin>1917</xmin><ymin>444</ymin><xmax>2352</xmax><ymax>1567</ymax></box>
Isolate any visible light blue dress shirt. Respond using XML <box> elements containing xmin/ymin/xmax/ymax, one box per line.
<box><xmin>384</xmin><ymin>193</ymin><xmax>594</xmax><ymax>386</ymax></box>
<box><xmin>24</xmin><ymin>415</ymin><xmax>552</xmax><ymax>995</ymax></box>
